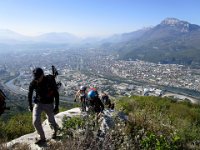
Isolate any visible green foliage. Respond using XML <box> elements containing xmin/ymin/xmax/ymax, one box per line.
<box><xmin>141</xmin><ymin>132</ymin><xmax>181</xmax><ymax>150</ymax></box>
<box><xmin>116</xmin><ymin>96</ymin><xmax>200</xmax><ymax>149</ymax></box>
<box><xmin>0</xmin><ymin>120</ymin><xmax>6</xmax><ymax>139</ymax></box>
<box><xmin>59</xmin><ymin>106</ymin><xmax>69</xmax><ymax>112</ymax></box>
<box><xmin>62</xmin><ymin>116</ymin><xmax>85</xmax><ymax>131</ymax></box>
<box><xmin>1</xmin><ymin>112</ymin><xmax>34</xmax><ymax>140</ymax></box>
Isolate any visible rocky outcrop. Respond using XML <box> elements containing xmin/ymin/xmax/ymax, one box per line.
<box><xmin>5</xmin><ymin>108</ymin><xmax>82</xmax><ymax>150</ymax></box>
<box><xmin>4</xmin><ymin>107</ymin><xmax>128</xmax><ymax>150</ymax></box>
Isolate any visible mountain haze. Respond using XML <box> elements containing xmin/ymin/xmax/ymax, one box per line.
<box><xmin>1</xmin><ymin>18</ymin><xmax>200</xmax><ymax>66</ymax></box>
<box><xmin>0</xmin><ymin>29</ymin><xmax>30</xmax><ymax>43</ymax></box>
<box><xmin>33</xmin><ymin>32</ymin><xmax>80</xmax><ymax>43</ymax></box>
<box><xmin>0</xmin><ymin>30</ymin><xmax>80</xmax><ymax>44</ymax></box>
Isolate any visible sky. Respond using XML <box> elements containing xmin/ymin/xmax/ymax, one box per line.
<box><xmin>0</xmin><ymin>0</ymin><xmax>200</xmax><ymax>37</ymax></box>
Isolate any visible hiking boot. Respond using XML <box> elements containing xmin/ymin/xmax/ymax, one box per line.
<box><xmin>52</xmin><ymin>129</ymin><xmax>58</xmax><ymax>139</ymax></box>
<box><xmin>35</xmin><ymin>138</ymin><xmax>46</xmax><ymax>145</ymax></box>
<box><xmin>51</xmin><ymin>132</ymin><xmax>57</xmax><ymax>139</ymax></box>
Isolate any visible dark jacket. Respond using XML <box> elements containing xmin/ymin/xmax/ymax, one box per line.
<box><xmin>89</xmin><ymin>97</ymin><xmax>104</xmax><ymax>113</ymax></box>
<box><xmin>28</xmin><ymin>75</ymin><xmax>59</xmax><ymax>107</ymax></box>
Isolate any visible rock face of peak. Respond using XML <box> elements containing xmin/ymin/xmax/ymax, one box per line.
<box><xmin>160</xmin><ymin>18</ymin><xmax>190</xmax><ymax>33</ymax></box>
<box><xmin>161</xmin><ymin>18</ymin><xmax>185</xmax><ymax>25</ymax></box>
<box><xmin>159</xmin><ymin>18</ymin><xmax>200</xmax><ymax>33</ymax></box>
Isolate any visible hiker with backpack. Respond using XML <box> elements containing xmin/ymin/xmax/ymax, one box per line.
<box><xmin>74</xmin><ymin>85</ymin><xmax>88</xmax><ymax>112</ymax></box>
<box><xmin>87</xmin><ymin>89</ymin><xmax>104</xmax><ymax>124</ymax></box>
<box><xmin>28</xmin><ymin>67</ymin><xmax>59</xmax><ymax>144</ymax></box>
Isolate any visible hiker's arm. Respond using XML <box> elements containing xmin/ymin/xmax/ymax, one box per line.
<box><xmin>99</xmin><ymin>98</ymin><xmax>104</xmax><ymax>111</ymax></box>
<box><xmin>74</xmin><ymin>91</ymin><xmax>80</xmax><ymax>102</ymax></box>
<box><xmin>54</xmin><ymin>89</ymin><xmax>59</xmax><ymax>107</ymax></box>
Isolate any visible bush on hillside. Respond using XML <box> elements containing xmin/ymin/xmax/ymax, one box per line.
<box><xmin>3</xmin><ymin>112</ymin><xmax>34</xmax><ymax>140</ymax></box>
<box><xmin>116</xmin><ymin>96</ymin><xmax>200</xmax><ymax>149</ymax></box>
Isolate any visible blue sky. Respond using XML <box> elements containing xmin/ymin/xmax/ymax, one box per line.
<box><xmin>0</xmin><ymin>0</ymin><xmax>199</xmax><ymax>37</ymax></box>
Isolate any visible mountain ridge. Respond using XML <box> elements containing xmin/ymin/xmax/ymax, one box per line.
<box><xmin>107</xmin><ymin>18</ymin><xmax>200</xmax><ymax>66</ymax></box>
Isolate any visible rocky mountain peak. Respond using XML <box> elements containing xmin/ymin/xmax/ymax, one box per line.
<box><xmin>161</xmin><ymin>18</ymin><xmax>182</xmax><ymax>25</ymax></box>
<box><xmin>160</xmin><ymin>18</ymin><xmax>191</xmax><ymax>32</ymax></box>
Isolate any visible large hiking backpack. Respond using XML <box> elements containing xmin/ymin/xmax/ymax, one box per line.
<box><xmin>0</xmin><ymin>89</ymin><xmax>6</xmax><ymax>116</ymax></box>
<box><xmin>32</xmin><ymin>74</ymin><xmax>58</xmax><ymax>104</ymax></box>
<box><xmin>45</xmin><ymin>74</ymin><xmax>57</xmax><ymax>98</ymax></box>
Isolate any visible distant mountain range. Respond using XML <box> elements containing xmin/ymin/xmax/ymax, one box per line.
<box><xmin>0</xmin><ymin>29</ymin><xmax>29</xmax><ymax>43</ymax></box>
<box><xmin>0</xmin><ymin>29</ymin><xmax>81</xmax><ymax>44</ymax></box>
<box><xmin>1</xmin><ymin>18</ymin><xmax>200</xmax><ymax>66</ymax></box>
<box><xmin>103</xmin><ymin>18</ymin><xmax>200</xmax><ymax>66</ymax></box>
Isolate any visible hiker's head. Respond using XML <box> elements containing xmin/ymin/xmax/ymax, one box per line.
<box><xmin>80</xmin><ymin>85</ymin><xmax>86</xmax><ymax>92</ymax></box>
<box><xmin>101</xmin><ymin>92</ymin><xmax>107</xmax><ymax>97</ymax></box>
<box><xmin>87</xmin><ymin>90</ymin><xmax>98</xmax><ymax>100</ymax></box>
<box><xmin>101</xmin><ymin>93</ymin><xmax>108</xmax><ymax>99</ymax></box>
<box><xmin>33</xmin><ymin>67</ymin><xmax>44</xmax><ymax>82</ymax></box>
<box><xmin>89</xmin><ymin>86</ymin><xmax>97</xmax><ymax>92</ymax></box>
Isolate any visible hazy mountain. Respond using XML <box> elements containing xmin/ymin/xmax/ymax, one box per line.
<box><xmin>107</xmin><ymin>18</ymin><xmax>200</xmax><ymax>66</ymax></box>
<box><xmin>0</xmin><ymin>30</ymin><xmax>80</xmax><ymax>44</ymax></box>
<box><xmin>105</xmin><ymin>28</ymin><xmax>152</xmax><ymax>43</ymax></box>
<box><xmin>33</xmin><ymin>32</ymin><xmax>81</xmax><ymax>44</ymax></box>
<box><xmin>0</xmin><ymin>29</ymin><xmax>30</xmax><ymax>43</ymax></box>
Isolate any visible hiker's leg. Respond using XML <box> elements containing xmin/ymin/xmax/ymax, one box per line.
<box><xmin>44</xmin><ymin>104</ymin><xmax>58</xmax><ymax>134</ymax></box>
<box><xmin>33</xmin><ymin>104</ymin><xmax>45</xmax><ymax>140</ymax></box>
<box><xmin>82</xmin><ymin>100</ymin><xmax>86</xmax><ymax>111</ymax></box>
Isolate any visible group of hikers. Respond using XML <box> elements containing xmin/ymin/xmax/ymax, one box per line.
<box><xmin>74</xmin><ymin>85</ymin><xmax>113</xmax><ymax>112</ymax></box>
<box><xmin>0</xmin><ymin>67</ymin><xmax>114</xmax><ymax>145</ymax></box>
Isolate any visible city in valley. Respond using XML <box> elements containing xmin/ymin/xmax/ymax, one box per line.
<box><xmin>0</xmin><ymin>48</ymin><xmax>199</xmax><ymax>104</ymax></box>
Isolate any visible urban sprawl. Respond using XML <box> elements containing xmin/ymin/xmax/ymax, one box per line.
<box><xmin>1</xmin><ymin>50</ymin><xmax>199</xmax><ymax>102</ymax></box>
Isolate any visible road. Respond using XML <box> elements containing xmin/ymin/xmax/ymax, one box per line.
<box><xmin>162</xmin><ymin>92</ymin><xmax>199</xmax><ymax>104</ymax></box>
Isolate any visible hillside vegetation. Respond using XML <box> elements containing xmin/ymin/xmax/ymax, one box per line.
<box><xmin>115</xmin><ymin>96</ymin><xmax>200</xmax><ymax>149</ymax></box>
<box><xmin>1</xmin><ymin>96</ymin><xmax>200</xmax><ymax>149</ymax></box>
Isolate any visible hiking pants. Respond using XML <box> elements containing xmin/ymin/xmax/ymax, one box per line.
<box><xmin>33</xmin><ymin>103</ymin><xmax>57</xmax><ymax>139</ymax></box>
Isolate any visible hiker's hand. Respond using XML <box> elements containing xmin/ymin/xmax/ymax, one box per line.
<box><xmin>54</xmin><ymin>106</ymin><xmax>59</xmax><ymax>114</ymax></box>
<box><xmin>29</xmin><ymin>105</ymin><xmax>33</xmax><ymax>112</ymax></box>
<box><xmin>101</xmin><ymin>111</ymin><xmax>104</xmax><ymax>114</ymax></box>
<box><xmin>98</xmin><ymin>112</ymin><xmax>103</xmax><ymax>117</ymax></box>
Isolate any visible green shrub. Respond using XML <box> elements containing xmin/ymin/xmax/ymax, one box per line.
<box><xmin>116</xmin><ymin>96</ymin><xmax>200</xmax><ymax>149</ymax></box>
<box><xmin>4</xmin><ymin>112</ymin><xmax>34</xmax><ymax>140</ymax></box>
<box><xmin>62</xmin><ymin>116</ymin><xmax>85</xmax><ymax>130</ymax></box>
